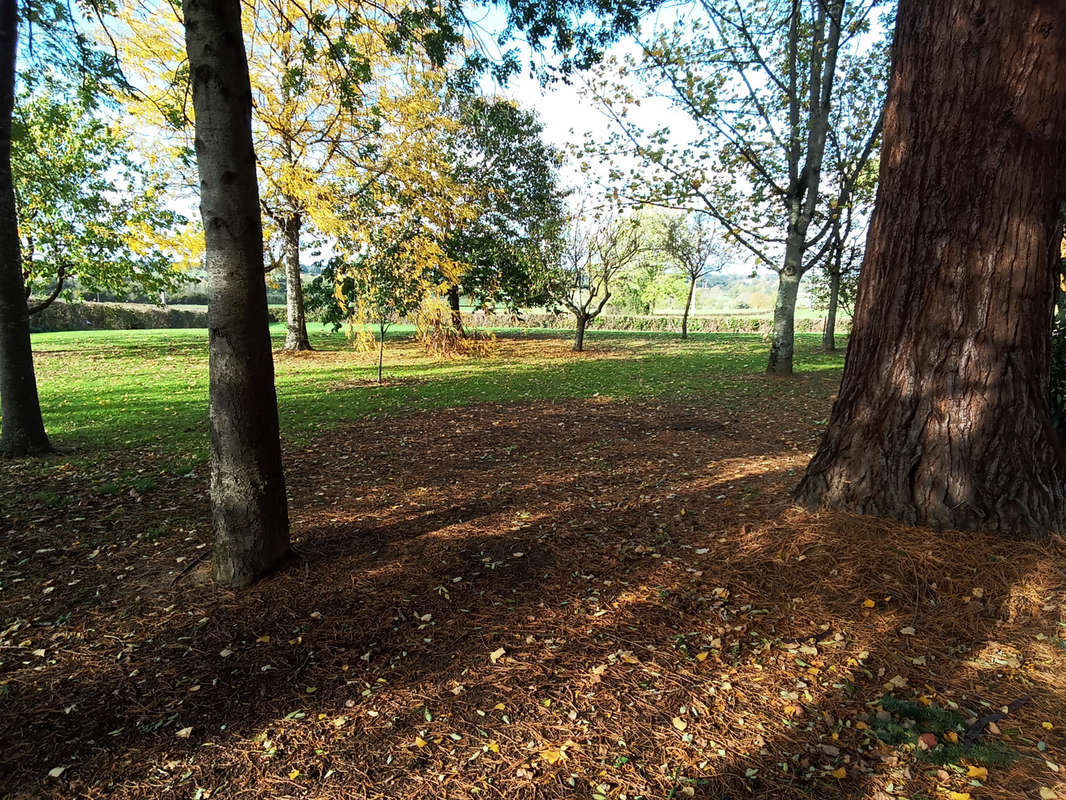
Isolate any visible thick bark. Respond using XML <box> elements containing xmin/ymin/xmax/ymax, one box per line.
<box><xmin>281</xmin><ymin>210</ymin><xmax>312</xmax><ymax>351</ymax></box>
<box><xmin>573</xmin><ymin>313</ymin><xmax>587</xmax><ymax>352</ymax></box>
<box><xmin>767</xmin><ymin>262</ymin><xmax>802</xmax><ymax>375</ymax></box>
<box><xmin>0</xmin><ymin>1</ymin><xmax>49</xmax><ymax>457</ymax></box>
<box><xmin>681</xmin><ymin>275</ymin><xmax>696</xmax><ymax>339</ymax></box>
<box><xmin>797</xmin><ymin>0</ymin><xmax>1066</xmax><ymax>534</ymax></box>
<box><xmin>184</xmin><ymin>0</ymin><xmax>290</xmax><ymax>586</ymax></box>
<box><xmin>821</xmin><ymin>257</ymin><xmax>840</xmax><ymax>352</ymax></box>
<box><xmin>446</xmin><ymin>284</ymin><xmax>465</xmax><ymax>336</ymax></box>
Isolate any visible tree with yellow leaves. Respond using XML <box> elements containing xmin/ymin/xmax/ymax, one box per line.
<box><xmin>115</xmin><ymin>0</ymin><xmax>462</xmax><ymax>350</ymax></box>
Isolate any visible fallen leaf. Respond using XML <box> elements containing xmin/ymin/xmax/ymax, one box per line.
<box><xmin>539</xmin><ymin>747</ymin><xmax>566</xmax><ymax>764</ymax></box>
<box><xmin>1040</xmin><ymin>788</ymin><xmax>1059</xmax><ymax>800</ymax></box>
<box><xmin>175</xmin><ymin>727</ymin><xmax>193</xmax><ymax>739</ymax></box>
<box><xmin>917</xmin><ymin>732</ymin><xmax>938</xmax><ymax>750</ymax></box>
<box><xmin>489</xmin><ymin>647</ymin><xmax>506</xmax><ymax>664</ymax></box>
<box><xmin>219</xmin><ymin>648</ymin><xmax>233</xmax><ymax>658</ymax></box>
<box><xmin>288</xmin><ymin>769</ymin><xmax>300</xmax><ymax>780</ymax></box>
<box><xmin>945</xmin><ymin>731</ymin><xmax>959</xmax><ymax>743</ymax></box>
<box><xmin>900</xmin><ymin>627</ymin><xmax>915</xmax><ymax>636</ymax></box>
<box><xmin>47</xmin><ymin>766</ymin><xmax>66</xmax><ymax>779</ymax></box>
<box><xmin>672</xmin><ymin>716</ymin><xmax>688</xmax><ymax>731</ymax></box>
<box><xmin>967</xmin><ymin>765</ymin><xmax>987</xmax><ymax>781</ymax></box>
<box><xmin>946</xmin><ymin>793</ymin><xmax>970</xmax><ymax>800</ymax></box>
<box><xmin>863</xmin><ymin>598</ymin><xmax>876</xmax><ymax>608</ymax></box>
<box><xmin>831</xmin><ymin>767</ymin><xmax>846</xmax><ymax>779</ymax></box>
<box><xmin>414</xmin><ymin>736</ymin><xmax>427</xmax><ymax>748</ymax></box>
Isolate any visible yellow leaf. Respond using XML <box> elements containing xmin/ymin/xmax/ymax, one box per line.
<box><xmin>671</xmin><ymin>716</ymin><xmax>688</xmax><ymax>731</ymax></box>
<box><xmin>539</xmin><ymin>748</ymin><xmax>565</xmax><ymax>764</ymax></box>
<box><xmin>696</xmin><ymin>651</ymin><xmax>708</xmax><ymax>661</ymax></box>
<box><xmin>855</xmin><ymin>721</ymin><xmax>869</xmax><ymax>730</ymax></box>
<box><xmin>946</xmin><ymin>793</ymin><xmax>970</xmax><ymax>800</ymax></box>
<box><xmin>256</xmin><ymin>635</ymin><xmax>270</xmax><ymax>643</ymax></box>
<box><xmin>831</xmin><ymin>767</ymin><xmax>846</xmax><ymax>779</ymax></box>
<box><xmin>1044</xmin><ymin>722</ymin><xmax>1055</xmax><ymax>730</ymax></box>
<box><xmin>1040</xmin><ymin>788</ymin><xmax>1059</xmax><ymax>800</ymax></box>
<box><xmin>288</xmin><ymin>769</ymin><xmax>300</xmax><ymax>780</ymax></box>
<box><xmin>945</xmin><ymin>731</ymin><xmax>959</xmax><ymax>743</ymax></box>
<box><xmin>414</xmin><ymin>736</ymin><xmax>427</xmax><ymax>748</ymax></box>
<box><xmin>862</xmin><ymin>598</ymin><xmax>875</xmax><ymax>608</ymax></box>
<box><xmin>493</xmin><ymin>703</ymin><xmax>506</xmax><ymax>711</ymax></box>
<box><xmin>489</xmin><ymin>647</ymin><xmax>506</xmax><ymax>664</ymax></box>
<box><xmin>966</xmin><ymin>766</ymin><xmax>987</xmax><ymax>781</ymax></box>
<box><xmin>487</xmin><ymin>741</ymin><xmax>500</xmax><ymax>753</ymax></box>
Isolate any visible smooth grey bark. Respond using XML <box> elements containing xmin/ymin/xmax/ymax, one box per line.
<box><xmin>280</xmin><ymin>210</ymin><xmax>312</xmax><ymax>351</ymax></box>
<box><xmin>767</xmin><ymin>264</ymin><xmax>802</xmax><ymax>373</ymax></box>
<box><xmin>0</xmin><ymin>0</ymin><xmax>50</xmax><ymax>457</ymax></box>
<box><xmin>681</xmin><ymin>275</ymin><xmax>696</xmax><ymax>339</ymax></box>
<box><xmin>822</xmin><ymin>248</ymin><xmax>841</xmax><ymax>352</ymax></box>
<box><xmin>184</xmin><ymin>0</ymin><xmax>290</xmax><ymax>587</ymax></box>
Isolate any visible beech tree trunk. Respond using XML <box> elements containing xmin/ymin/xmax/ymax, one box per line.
<box><xmin>821</xmin><ymin>257</ymin><xmax>840</xmax><ymax>352</ymax></box>
<box><xmin>796</xmin><ymin>0</ymin><xmax>1066</xmax><ymax>534</ymax></box>
<box><xmin>281</xmin><ymin>210</ymin><xmax>312</xmax><ymax>351</ymax></box>
<box><xmin>767</xmin><ymin>259</ymin><xmax>802</xmax><ymax>374</ymax></box>
<box><xmin>574</xmin><ymin>313</ymin><xmax>587</xmax><ymax>352</ymax></box>
<box><xmin>681</xmin><ymin>276</ymin><xmax>696</xmax><ymax>339</ymax></box>
<box><xmin>0</xmin><ymin>0</ymin><xmax>49</xmax><ymax>457</ymax></box>
<box><xmin>447</xmin><ymin>284</ymin><xmax>465</xmax><ymax>336</ymax></box>
<box><xmin>184</xmin><ymin>0</ymin><xmax>290</xmax><ymax>586</ymax></box>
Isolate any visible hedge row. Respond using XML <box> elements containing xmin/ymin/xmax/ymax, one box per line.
<box><xmin>28</xmin><ymin>301</ymin><xmax>213</xmax><ymax>333</ymax></box>
<box><xmin>471</xmin><ymin>311</ymin><xmax>849</xmax><ymax>335</ymax></box>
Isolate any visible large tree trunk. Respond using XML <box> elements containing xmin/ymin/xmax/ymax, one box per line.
<box><xmin>573</xmin><ymin>313</ymin><xmax>587</xmax><ymax>352</ymax></box>
<box><xmin>281</xmin><ymin>210</ymin><xmax>312</xmax><ymax>351</ymax></box>
<box><xmin>821</xmin><ymin>255</ymin><xmax>841</xmax><ymax>352</ymax></box>
<box><xmin>767</xmin><ymin>254</ymin><xmax>802</xmax><ymax>375</ymax></box>
<box><xmin>681</xmin><ymin>275</ymin><xmax>696</xmax><ymax>340</ymax></box>
<box><xmin>446</xmin><ymin>283</ymin><xmax>465</xmax><ymax>336</ymax></box>
<box><xmin>796</xmin><ymin>0</ymin><xmax>1066</xmax><ymax>534</ymax></box>
<box><xmin>184</xmin><ymin>0</ymin><xmax>290</xmax><ymax>586</ymax></box>
<box><xmin>0</xmin><ymin>0</ymin><xmax>49</xmax><ymax>457</ymax></box>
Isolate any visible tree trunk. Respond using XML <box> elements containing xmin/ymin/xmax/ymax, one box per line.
<box><xmin>681</xmin><ymin>275</ymin><xmax>696</xmax><ymax>339</ymax></box>
<box><xmin>446</xmin><ymin>283</ymin><xmax>465</xmax><ymax>336</ymax></box>
<box><xmin>0</xmin><ymin>0</ymin><xmax>50</xmax><ymax>457</ymax></box>
<box><xmin>184</xmin><ymin>0</ymin><xmax>290</xmax><ymax>586</ymax></box>
<box><xmin>797</xmin><ymin>0</ymin><xmax>1066</xmax><ymax>534</ymax></box>
<box><xmin>821</xmin><ymin>256</ymin><xmax>841</xmax><ymax>352</ymax></box>
<box><xmin>574</xmin><ymin>313</ymin><xmax>587</xmax><ymax>352</ymax></box>
<box><xmin>377</xmin><ymin>327</ymin><xmax>385</xmax><ymax>383</ymax></box>
<box><xmin>767</xmin><ymin>257</ymin><xmax>802</xmax><ymax>375</ymax></box>
<box><xmin>281</xmin><ymin>210</ymin><xmax>312</xmax><ymax>351</ymax></box>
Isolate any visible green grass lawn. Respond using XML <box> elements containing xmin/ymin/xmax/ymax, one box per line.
<box><xmin>23</xmin><ymin>324</ymin><xmax>846</xmax><ymax>466</ymax></box>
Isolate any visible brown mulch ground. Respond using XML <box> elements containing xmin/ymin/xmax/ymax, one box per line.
<box><xmin>2</xmin><ymin>390</ymin><xmax>1066</xmax><ymax>800</ymax></box>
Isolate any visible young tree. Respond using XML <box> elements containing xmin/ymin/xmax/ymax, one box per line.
<box><xmin>660</xmin><ymin>214</ymin><xmax>730</xmax><ymax>339</ymax></box>
<box><xmin>796</xmin><ymin>0</ymin><xmax>1066</xmax><ymax>534</ymax></box>
<box><xmin>183</xmin><ymin>0</ymin><xmax>290</xmax><ymax>586</ymax></box>
<box><xmin>587</xmin><ymin>0</ymin><xmax>888</xmax><ymax>374</ymax></box>
<box><xmin>552</xmin><ymin>215</ymin><xmax>642</xmax><ymax>351</ymax></box>
<box><xmin>15</xmin><ymin>86</ymin><xmax>187</xmax><ymax>311</ymax></box>
<box><xmin>0</xmin><ymin>0</ymin><xmax>49</xmax><ymax>456</ymax></box>
<box><xmin>440</xmin><ymin>96</ymin><xmax>568</xmax><ymax>333</ymax></box>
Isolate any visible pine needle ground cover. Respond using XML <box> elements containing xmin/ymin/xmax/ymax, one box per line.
<box><xmin>1</xmin><ymin>328</ymin><xmax>1064</xmax><ymax>800</ymax></box>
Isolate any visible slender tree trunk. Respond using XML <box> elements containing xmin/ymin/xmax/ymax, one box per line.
<box><xmin>767</xmin><ymin>248</ymin><xmax>803</xmax><ymax>375</ymax></box>
<box><xmin>377</xmin><ymin>325</ymin><xmax>385</xmax><ymax>383</ymax></box>
<box><xmin>184</xmin><ymin>0</ymin><xmax>290</xmax><ymax>586</ymax></box>
<box><xmin>797</xmin><ymin>0</ymin><xmax>1066</xmax><ymax>534</ymax></box>
<box><xmin>681</xmin><ymin>275</ymin><xmax>696</xmax><ymax>339</ymax></box>
<box><xmin>281</xmin><ymin>210</ymin><xmax>312</xmax><ymax>351</ymax></box>
<box><xmin>574</xmin><ymin>313</ymin><xmax>587</xmax><ymax>351</ymax></box>
<box><xmin>0</xmin><ymin>1</ymin><xmax>49</xmax><ymax>457</ymax></box>
<box><xmin>821</xmin><ymin>255</ymin><xmax>841</xmax><ymax>352</ymax></box>
<box><xmin>446</xmin><ymin>283</ymin><xmax>465</xmax><ymax>336</ymax></box>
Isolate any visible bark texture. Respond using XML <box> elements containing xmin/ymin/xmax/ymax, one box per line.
<box><xmin>447</xmin><ymin>284</ymin><xmax>465</xmax><ymax>336</ymax></box>
<box><xmin>574</xmin><ymin>314</ymin><xmax>587</xmax><ymax>352</ymax></box>
<box><xmin>821</xmin><ymin>258</ymin><xmax>840</xmax><ymax>352</ymax></box>
<box><xmin>0</xmin><ymin>0</ymin><xmax>49</xmax><ymax>457</ymax></box>
<box><xmin>281</xmin><ymin>211</ymin><xmax>312</xmax><ymax>351</ymax></box>
<box><xmin>681</xmin><ymin>276</ymin><xmax>696</xmax><ymax>340</ymax></box>
<box><xmin>184</xmin><ymin>0</ymin><xmax>290</xmax><ymax>586</ymax></box>
<box><xmin>767</xmin><ymin>267</ymin><xmax>802</xmax><ymax>374</ymax></box>
<box><xmin>797</xmin><ymin>0</ymin><xmax>1066</xmax><ymax>534</ymax></box>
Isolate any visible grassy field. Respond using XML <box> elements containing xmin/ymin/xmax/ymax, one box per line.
<box><xmin>28</xmin><ymin>324</ymin><xmax>843</xmax><ymax>465</ymax></box>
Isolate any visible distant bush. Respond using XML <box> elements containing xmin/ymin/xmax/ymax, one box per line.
<box><xmin>472</xmin><ymin>311</ymin><xmax>848</xmax><ymax>335</ymax></box>
<box><xmin>28</xmin><ymin>301</ymin><xmax>281</xmax><ymax>333</ymax></box>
